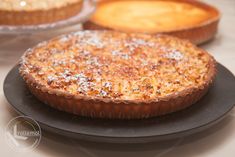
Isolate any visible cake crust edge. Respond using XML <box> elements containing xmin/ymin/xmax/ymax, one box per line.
<box><xmin>0</xmin><ymin>0</ymin><xmax>83</xmax><ymax>25</ymax></box>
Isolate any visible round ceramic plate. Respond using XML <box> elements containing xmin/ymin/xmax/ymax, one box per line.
<box><xmin>0</xmin><ymin>0</ymin><xmax>96</xmax><ymax>34</ymax></box>
<box><xmin>3</xmin><ymin>63</ymin><xmax>235</xmax><ymax>143</ymax></box>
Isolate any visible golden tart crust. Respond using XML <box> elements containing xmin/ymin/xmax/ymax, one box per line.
<box><xmin>19</xmin><ymin>30</ymin><xmax>216</xmax><ymax>119</ymax></box>
<box><xmin>84</xmin><ymin>0</ymin><xmax>220</xmax><ymax>44</ymax></box>
<box><xmin>0</xmin><ymin>0</ymin><xmax>83</xmax><ymax>25</ymax></box>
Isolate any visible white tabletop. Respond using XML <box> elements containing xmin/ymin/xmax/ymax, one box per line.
<box><xmin>0</xmin><ymin>0</ymin><xmax>235</xmax><ymax>156</ymax></box>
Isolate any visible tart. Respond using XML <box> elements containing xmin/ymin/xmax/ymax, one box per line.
<box><xmin>84</xmin><ymin>0</ymin><xmax>220</xmax><ymax>44</ymax></box>
<box><xmin>19</xmin><ymin>30</ymin><xmax>216</xmax><ymax>119</ymax></box>
<box><xmin>0</xmin><ymin>0</ymin><xmax>83</xmax><ymax>25</ymax></box>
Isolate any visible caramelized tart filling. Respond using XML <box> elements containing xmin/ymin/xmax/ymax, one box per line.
<box><xmin>90</xmin><ymin>0</ymin><xmax>217</xmax><ymax>33</ymax></box>
<box><xmin>20</xmin><ymin>31</ymin><xmax>214</xmax><ymax>101</ymax></box>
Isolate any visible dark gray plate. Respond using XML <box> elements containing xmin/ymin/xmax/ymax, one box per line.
<box><xmin>3</xmin><ymin>64</ymin><xmax>235</xmax><ymax>143</ymax></box>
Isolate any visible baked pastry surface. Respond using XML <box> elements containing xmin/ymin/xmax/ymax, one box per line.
<box><xmin>84</xmin><ymin>0</ymin><xmax>220</xmax><ymax>44</ymax></box>
<box><xmin>0</xmin><ymin>0</ymin><xmax>83</xmax><ymax>25</ymax></box>
<box><xmin>19</xmin><ymin>30</ymin><xmax>216</xmax><ymax>119</ymax></box>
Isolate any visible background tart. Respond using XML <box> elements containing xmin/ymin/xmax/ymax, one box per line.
<box><xmin>84</xmin><ymin>0</ymin><xmax>220</xmax><ymax>45</ymax></box>
<box><xmin>0</xmin><ymin>0</ymin><xmax>83</xmax><ymax>25</ymax></box>
<box><xmin>19</xmin><ymin>30</ymin><xmax>216</xmax><ymax>119</ymax></box>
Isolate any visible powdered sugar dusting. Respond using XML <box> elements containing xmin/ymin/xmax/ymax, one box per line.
<box><xmin>165</xmin><ymin>50</ymin><xmax>184</xmax><ymax>60</ymax></box>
